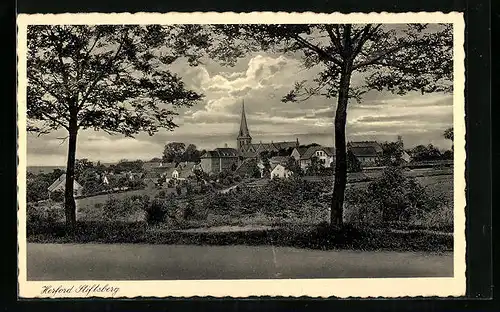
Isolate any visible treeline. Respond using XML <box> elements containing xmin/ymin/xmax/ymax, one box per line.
<box><xmin>161</xmin><ymin>142</ymin><xmax>206</xmax><ymax>164</ymax></box>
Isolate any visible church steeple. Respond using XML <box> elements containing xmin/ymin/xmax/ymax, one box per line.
<box><xmin>237</xmin><ymin>100</ymin><xmax>252</xmax><ymax>151</ymax></box>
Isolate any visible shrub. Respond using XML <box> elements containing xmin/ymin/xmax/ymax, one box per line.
<box><xmin>345</xmin><ymin>167</ymin><xmax>446</xmax><ymax>225</ymax></box>
<box><xmin>26</xmin><ymin>202</ymin><xmax>65</xmax><ymax>235</ymax></box>
<box><xmin>50</xmin><ymin>190</ymin><xmax>65</xmax><ymax>202</ymax></box>
<box><xmin>143</xmin><ymin>198</ymin><xmax>178</xmax><ymax>224</ymax></box>
<box><xmin>102</xmin><ymin>194</ymin><xmax>148</xmax><ymax>221</ymax></box>
<box><xmin>155</xmin><ymin>190</ymin><xmax>167</xmax><ymax>199</ymax></box>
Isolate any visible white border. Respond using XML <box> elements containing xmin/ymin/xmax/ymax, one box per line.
<box><xmin>17</xmin><ymin>12</ymin><xmax>466</xmax><ymax>298</ymax></box>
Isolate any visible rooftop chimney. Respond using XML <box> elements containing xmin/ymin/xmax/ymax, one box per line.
<box><xmin>224</xmin><ymin>143</ymin><xmax>228</xmax><ymax>148</ymax></box>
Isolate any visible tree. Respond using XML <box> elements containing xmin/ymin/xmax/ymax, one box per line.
<box><xmin>284</xmin><ymin>156</ymin><xmax>302</xmax><ymax>176</ymax></box>
<box><xmin>411</xmin><ymin>144</ymin><xmax>443</xmax><ymax>162</ymax></box>
<box><xmin>163</xmin><ymin>142</ymin><xmax>186</xmax><ymax>164</ymax></box>
<box><xmin>213</xmin><ymin>24</ymin><xmax>452</xmax><ymax>227</ymax></box>
<box><xmin>443</xmin><ymin>127</ymin><xmax>454</xmax><ymax>151</ymax></box>
<box><xmin>306</xmin><ymin>156</ymin><xmax>322</xmax><ymax>176</ymax></box>
<box><xmin>259</xmin><ymin>151</ymin><xmax>272</xmax><ymax>178</ymax></box>
<box><xmin>182</xmin><ymin>143</ymin><xmax>202</xmax><ymax>163</ymax></box>
<box><xmin>75</xmin><ymin>158</ymin><xmax>95</xmax><ymax>181</ymax></box>
<box><xmin>27</xmin><ymin>25</ymin><xmax>207</xmax><ymax>229</ymax></box>
<box><xmin>379</xmin><ymin>137</ymin><xmax>405</xmax><ymax>166</ymax></box>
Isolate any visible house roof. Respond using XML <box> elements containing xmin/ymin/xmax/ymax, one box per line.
<box><xmin>349</xmin><ymin>146</ymin><xmax>379</xmax><ymax>157</ymax></box>
<box><xmin>47</xmin><ymin>174</ymin><xmax>82</xmax><ymax>192</ymax></box>
<box><xmin>269</xmin><ymin>156</ymin><xmax>289</xmax><ymax>165</ymax></box>
<box><xmin>293</xmin><ymin>146</ymin><xmax>309</xmax><ymax>156</ymax></box>
<box><xmin>271</xmin><ymin>163</ymin><xmax>290</xmax><ymax>172</ymax></box>
<box><xmin>215</xmin><ymin>148</ymin><xmax>239</xmax><ymax>157</ymax></box>
<box><xmin>240</xmin><ymin>150</ymin><xmax>258</xmax><ymax>159</ymax></box>
<box><xmin>301</xmin><ymin>146</ymin><xmax>335</xmax><ymax>160</ymax></box>
<box><xmin>348</xmin><ymin>141</ymin><xmax>383</xmax><ymax>154</ymax></box>
<box><xmin>272</xmin><ymin>141</ymin><xmax>299</xmax><ymax>150</ymax></box>
<box><xmin>165</xmin><ymin>166</ymin><xmax>195</xmax><ymax>179</ymax></box>
<box><xmin>202</xmin><ymin>148</ymin><xmax>239</xmax><ymax>158</ymax></box>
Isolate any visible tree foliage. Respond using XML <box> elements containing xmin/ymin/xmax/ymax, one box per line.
<box><xmin>212</xmin><ymin>23</ymin><xmax>453</xmax><ymax>227</ymax></box>
<box><xmin>410</xmin><ymin>144</ymin><xmax>443</xmax><ymax>162</ymax></box>
<box><xmin>27</xmin><ymin>25</ymin><xmax>209</xmax><ymax>228</ymax></box>
<box><xmin>163</xmin><ymin>142</ymin><xmax>203</xmax><ymax>164</ymax></box>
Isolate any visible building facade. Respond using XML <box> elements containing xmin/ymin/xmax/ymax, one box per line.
<box><xmin>200</xmin><ymin>148</ymin><xmax>239</xmax><ymax>174</ymax></box>
<box><xmin>347</xmin><ymin>141</ymin><xmax>383</xmax><ymax>167</ymax></box>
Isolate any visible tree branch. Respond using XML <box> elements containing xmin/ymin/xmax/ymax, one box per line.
<box><xmin>324</xmin><ymin>25</ymin><xmax>343</xmax><ymax>56</ymax></box>
<box><xmin>352</xmin><ymin>41</ymin><xmax>411</xmax><ymax>70</ymax></box>
<box><xmin>40</xmin><ymin>111</ymin><xmax>70</xmax><ymax>130</ymax></box>
<box><xmin>78</xmin><ymin>31</ymin><xmax>127</xmax><ymax>109</ymax></box>
<box><xmin>294</xmin><ymin>34</ymin><xmax>343</xmax><ymax>67</ymax></box>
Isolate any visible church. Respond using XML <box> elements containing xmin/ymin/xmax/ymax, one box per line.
<box><xmin>236</xmin><ymin>101</ymin><xmax>300</xmax><ymax>158</ymax></box>
<box><xmin>200</xmin><ymin>101</ymin><xmax>300</xmax><ymax>174</ymax></box>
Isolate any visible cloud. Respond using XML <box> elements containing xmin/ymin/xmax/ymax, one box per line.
<box><xmin>26</xmin><ymin>52</ymin><xmax>454</xmax><ymax>166</ymax></box>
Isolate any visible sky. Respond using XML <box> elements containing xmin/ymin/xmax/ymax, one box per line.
<box><xmin>26</xmin><ymin>46</ymin><xmax>454</xmax><ymax>166</ymax></box>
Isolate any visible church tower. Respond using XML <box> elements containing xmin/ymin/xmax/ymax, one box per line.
<box><xmin>237</xmin><ymin>100</ymin><xmax>252</xmax><ymax>151</ymax></box>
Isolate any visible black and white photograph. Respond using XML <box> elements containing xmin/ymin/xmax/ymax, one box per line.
<box><xmin>17</xmin><ymin>12</ymin><xmax>466</xmax><ymax>298</ymax></box>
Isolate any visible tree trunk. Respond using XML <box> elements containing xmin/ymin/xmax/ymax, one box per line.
<box><xmin>330</xmin><ymin>63</ymin><xmax>353</xmax><ymax>228</ymax></box>
<box><xmin>64</xmin><ymin>115</ymin><xmax>78</xmax><ymax>230</ymax></box>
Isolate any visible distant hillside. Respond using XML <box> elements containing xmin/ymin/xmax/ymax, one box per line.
<box><xmin>27</xmin><ymin>166</ymin><xmax>66</xmax><ymax>174</ymax></box>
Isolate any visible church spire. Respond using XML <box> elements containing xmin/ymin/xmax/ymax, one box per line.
<box><xmin>238</xmin><ymin>100</ymin><xmax>250</xmax><ymax>138</ymax></box>
<box><xmin>237</xmin><ymin>99</ymin><xmax>252</xmax><ymax>151</ymax></box>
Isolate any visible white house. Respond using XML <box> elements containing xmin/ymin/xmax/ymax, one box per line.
<box><xmin>401</xmin><ymin>150</ymin><xmax>412</xmax><ymax>163</ymax></box>
<box><xmin>270</xmin><ymin>164</ymin><xmax>293</xmax><ymax>179</ymax></box>
<box><xmin>299</xmin><ymin>146</ymin><xmax>335</xmax><ymax>170</ymax></box>
<box><xmin>47</xmin><ymin>173</ymin><xmax>83</xmax><ymax>198</ymax></box>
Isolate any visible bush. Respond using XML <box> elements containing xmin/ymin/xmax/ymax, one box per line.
<box><xmin>155</xmin><ymin>190</ymin><xmax>167</xmax><ymax>199</ymax></box>
<box><xmin>102</xmin><ymin>194</ymin><xmax>149</xmax><ymax>222</ymax></box>
<box><xmin>143</xmin><ymin>198</ymin><xmax>178</xmax><ymax>224</ymax></box>
<box><xmin>345</xmin><ymin>167</ymin><xmax>446</xmax><ymax>225</ymax></box>
<box><xmin>26</xmin><ymin>202</ymin><xmax>65</xmax><ymax>235</ymax></box>
<box><xmin>50</xmin><ymin>190</ymin><xmax>65</xmax><ymax>202</ymax></box>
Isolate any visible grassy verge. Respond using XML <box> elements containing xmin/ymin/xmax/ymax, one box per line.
<box><xmin>27</xmin><ymin>221</ymin><xmax>452</xmax><ymax>252</ymax></box>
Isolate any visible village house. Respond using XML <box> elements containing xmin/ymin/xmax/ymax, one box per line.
<box><xmin>47</xmin><ymin>173</ymin><xmax>83</xmax><ymax>198</ymax></box>
<box><xmin>290</xmin><ymin>146</ymin><xmax>309</xmax><ymax>162</ymax></box>
<box><xmin>297</xmin><ymin>145</ymin><xmax>335</xmax><ymax>170</ymax></box>
<box><xmin>163</xmin><ymin>162</ymin><xmax>200</xmax><ymax>183</ymax></box>
<box><xmin>270</xmin><ymin>163</ymin><xmax>293</xmax><ymax>179</ymax></box>
<box><xmin>347</xmin><ymin>141</ymin><xmax>384</xmax><ymax>167</ymax></box>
